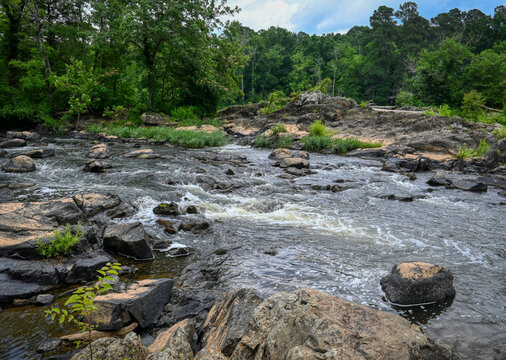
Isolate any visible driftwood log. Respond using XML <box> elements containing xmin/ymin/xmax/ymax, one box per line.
<box><xmin>481</xmin><ymin>105</ymin><xmax>502</xmax><ymax>113</ymax></box>
<box><xmin>60</xmin><ymin>322</ymin><xmax>138</xmax><ymax>342</ymax></box>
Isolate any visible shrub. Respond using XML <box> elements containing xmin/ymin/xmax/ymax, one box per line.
<box><xmin>396</xmin><ymin>91</ymin><xmax>418</xmax><ymax>107</ymax></box>
<box><xmin>36</xmin><ymin>223</ymin><xmax>83</xmax><ymax>258</ymax></box>
<box><xmin>461</xmin><ymin>90</ymin><xmax>485</xmax><ymax>120</ymax></box>
<box><xmin>271</xmin><ymin>122</ymin><xmax>287</xmax><ymax>135</ymax></box>
<box><xmin>438</xmin><ymin>104</ymin><xmax>452</xmax><ymax>117</ymax></box>
<box><xmin>360</xmin><ymin>100</ymin><xmax>372</xmax><ymax>108</ymax></box>
<box><xmin>309</xmin><ymin>120</ymin><xmax>331</xmax><ymax>137</ymax></box>
<box><xmin>254</xmin><ymin>134</ymin><xmax>271</xmax><ymax>147</ymax></box>
<box><xmin>424</xmin><ymin>107</ymin><xmax>437</xmax><ymax>116</ymax></box>
<box><xmin>41</xmin><ymin>114</ymin><xmax>64</xmax><ymax>133</ymax></box>
<box><xmin>254</xmin><ymin>133</ymin><xmax>293</xmax><ymax>149</ymax></box>
<box><xmin>275</xmin><ymin>134</ymin><xmax>293</xmax><ymax>148</ymax></box>
<box><xmin>171</xmin><ymin>106</ymin><xmax>202</xmax><ymax>126</ymax></box>
<box><xmin>45</xmin><ymin>262</ymin><xmax>122</xmax><ymax>353</ymax></box>
<box><xmin>259</xmin><ymin>91</ymin><xmax>288</xmax><ymax>115</ymax></box>
<box><xmin>493</xmin><ymin>125</ymin><xmax>506</xmax><ymax>140</ymax></box>
<box><xmin>457</xmin><ymin>139</ymin><xmax>490</xmax><ymax>159</ymax></box>
<box><xmin>301</xmin><ymin>135</ymin><xmax>333</xmax><ymax>151</ymax></box>
<box><xmin>333</xmin><ymin>138</ymin><xmax>382</xmax><ymax>154</ymax></box>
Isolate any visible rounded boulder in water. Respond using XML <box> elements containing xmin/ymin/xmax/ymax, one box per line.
<box><xmin>380</xmin><ymin>262</ymin><xmax>456</xmax><ymax>305</ymax></box>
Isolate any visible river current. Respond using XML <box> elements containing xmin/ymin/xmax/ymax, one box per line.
<box><xmin>0</xmin><ymin>137</ymin><xmax>504</xmax><ymax>359</ymax></box>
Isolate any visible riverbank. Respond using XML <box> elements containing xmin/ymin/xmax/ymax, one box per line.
<box><xmin>0</xmin><ymin>126</ymin><xmax>504</xmax><ymax>358</ymax></box>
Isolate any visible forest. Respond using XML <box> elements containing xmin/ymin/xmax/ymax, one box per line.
<box><xmin>0</xmin><ymin>1</ymin><xmax>505</xmax><ymax>129</ymax></box>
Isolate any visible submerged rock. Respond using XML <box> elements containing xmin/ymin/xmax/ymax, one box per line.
<box><xmin>178</xmin><ymin>221</ymin><xmax>210</xmax><ymax>234</ymax></box>
<box><xmin>156</xmin><ymin>219</ymin><xmax>177</xmax><ymax>235</ymax></box>
<box><xmin>2</xmin><ymin>155</ymin><xmax>35</xmax><ymax>172</ymax></box>
<box><xmin>94</xmin><ymin>278</ymin><xmax>174</xmax><ymax>330</ymax></box>
<box><xmin>103</xmin><ymin>222</ymin><xmax>153</xmax><ymax>260</ymax></box>
<box><xmin>381</xmin><ymin>262</ymin><xmax>456</xmax><ymax>305</ymax></box>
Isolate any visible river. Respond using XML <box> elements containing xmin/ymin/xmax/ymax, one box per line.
<box><xmin>0</xmin><ymin>137</ymin><xmax>505</xmax><ymax>359</ymax></box>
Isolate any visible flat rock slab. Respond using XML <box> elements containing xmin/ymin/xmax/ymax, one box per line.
<box><xmin>73</xmin><ymin>193</ymin><xmax>122</xmax><ymax>217</ymax></box>
<box><xmin>0</xmin><ymin>273</ymin><xmax>45</xmax><ymax>304</ymax></box>
<box><xmin>94</xmin><ymin>278</ymin><xmax>174</xmax><ymax>330</ymax></box>
<box><xmin>381</xmin><ymin>262</ymin><xmax>456</xmax><ymax>305</ymax></box>
<box><xmin>0</xmin><ymin>138</ymin><xmax>26</xmax><ymax>148</ymax></box>
<box><xmin>103</xmin><ymin>222</ymin><xmax>153</xmax><ymax>260</ymax></box>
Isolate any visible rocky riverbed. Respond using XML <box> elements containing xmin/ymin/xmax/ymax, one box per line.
<box><xmin>0</xmin><ymin>129</ymin><xmax>505</xmax><ymax>359</ymax></box>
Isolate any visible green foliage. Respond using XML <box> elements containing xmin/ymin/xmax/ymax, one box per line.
<box><xmin>360</xmin><ymin>100</ymin><xmax>372</xmax><ymax>108</ymax></box>
<box><xmin>461</xmin><ymin>90</ymin><xmax>486</xmax><ymax>120</ymax></box>
<box><xmin>424</xmin><ymin>108</ymin><xmax>437</xmax><ymax>116</ymax></box>
<box><xmin>438</xmin><ymin>104</ymin><xmax>453</xmax><ymax>117</ymax></box>
<box><xmin>457</xmin><ymin>139</ymin><xmax>491</xmax><ymax>159</ymax></box>
<box><xmin>254</xmin><ymin>135</ymin><xmax>271</xmax><ymax>148</ymax></box>
<box><xmin>493</xmin><ymin>126</ymin><xmax>506</xmax><ymax>140</ymax></box>
<box><xmin>171</xmin><ymin>106</ymin><xmax>202</xmax><ymax>127</ymax></box>
<box><xmin>310</xmin><ymin>78</ymin><xmax>332</xmax><ymax>94</ymax></box>
<box><xmin>52</xmin><ymin>58</ymin><xmax>99</xmax><ymax>128</ymax></box>
<box><xmin>87</xmin><ymin>125</ymin><xmax>228</xmax><ymax>148</ymax></box>
<box><xmin>102</xmin><ymin>105</ymin><xmax>127</xmax><ymax>122</ymax></box>
<box><xmin>40</xmin><ymin>115</ymin><xmax>64</xmax><ymax>133</ymax></box>
<box><xmin>301</xmin><ymin>135</ymin><xmax>333</xmax><ymax>151</ymax></box>
<box><xmin>309</xmin><ymin>120</ymin><xmax>332</xmax><ymax>137</ymax></box>
<box><xmin>254</xmin><ymin>133</ymin><xmax>293</xmax><ymax>149</ymax></box>
<box><xmin>275</xmin><ymin>134</ymin><xmax>294</xmax><ymax>148</ymax></box>
<box><xmin>36</xmin><ymin>224</ymin><xmax>83</xmax><ymax>259</ymax></box>
<box><xmin>45</xmin><ymin>263</ymin><xmax>122</xmax><ymax>354</ymax></box>
<box><xmin>271</xmin><ymin>122</ymin><xmax>288</xmax><ymax>135</ymax></box>
<box><xmin>396</xmin><ymin>91</ymin><xmax>421</xmax><ymax>107</ymax></box>
<box><xmin>259</xmin><ymin>91</ymin><xmax>287</xmax><ymax>115</ymax></box>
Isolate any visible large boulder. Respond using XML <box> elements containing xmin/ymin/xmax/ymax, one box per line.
<box><xmin>141</xmin><ymin>112</ymin><xmax>168</xmax><ymax>126</ymax></box>
<box><xmin>293</xmin><ymin>91</ymin><xmax>327</xmax><ymax>106</ymax></box>
<box><xmin>381</xmin><ymin>262</ymin><xmax>456</xmax><ymax>305</ymax></box>
<box><xmin>103</xmin><ymin>222</ymin><xmax>153</xmax><ymax>260</ymax></box>
<box><xmin>197</xmin><ymin>288</ymin><xmax>457</xmax><ymax>359</ymax></box>
<box><xmin>3</xmin><ymin>155</ymin><xmax>35</xmax><ymax>172</ymax></box>
<box><xmin>70</xmin><ymin>332</ymin><xmax>148</xmax><ymax>360</ymax></box>
<box><xmin>0</xmin><ymin>273</ymin><xmax>45</xmax><ymax>305</ymax></box>
<box><xmin>94</xmin><ymin>278</ymin><xmax>174</xmax><ymax>330</ymax></box>
<box><xmin>0</xmin><ymin>138</ymin><xmax>26</xmax><ymax>148</ymax></box>
<box><xmin>278</xmin><ymin>157</ymin><xmax>309</xmax><ymax>169</ymax></box>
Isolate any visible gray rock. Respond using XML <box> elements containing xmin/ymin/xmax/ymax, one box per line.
<box><xmin>0</xmin><ymin>138</ymin><xmax>26</xmax><ymax>148</ymax></box>
<box><xmin>294</xmin><ymin>90</ymin><xmax>326</xmax><ymax>106</ymax></box>
<box><xmin>19</xmin><ymin>148</ymin><xmax>55</xmax><ymax>158</ymax></box>
<box><xmin>381</xmin><ymin>262</ymin><xmax>456</xmax><ymax>305</ymax></box>
<box><xmin>103</xmin><ymin>222</ymin><xmax>153</xmax><ymax>260</ymax></box>
<box><xmin>6</xmin><ymin>131</ymin><xmax>40</xmax><ymax>140</ymax></box>
<box><xmin>73</xmin><ymin>193</ymin><xmax>122</xmax><ymax>217</ymax></box>
<box><xmin>35</xmin><ymin>293</ymin><xmax>54</xmax><ymax>305</ymax></box>
<box><xmin>94</xmin><ymin>278</ymin><xmax>174</xmax><ymax>330</ymax></box>
<box><xmin>278</xmin><ymin>157</ymin><xmax>309</xmax><ymax>169</ymax></box>
<box><xmin>70</xmin><ymin>332</ymin><xmax>148</xmax><ymax>360</ymax></box>
<box><xmin>3</xmin><ymin>155</ymin><xmax>35</xmax><ymax>172</ymax></box>
<box><xmin>141</xmin><ymin>112</ymin><xmax>167</xmax><ymax>126</ymax></box>
<box><xmin>450</xmin><ymin>179</ymin><xmax>487</xmax><ymax>192</ymax></box>
<box><xmin>83</xmin><ymin>159</ymin><xmax>113</xmax><ymax>173</ymax></box>
<box><xmin>0</xmin><ymin>273</ymin><xmax>44</xmax><ymax>304</ymax></box>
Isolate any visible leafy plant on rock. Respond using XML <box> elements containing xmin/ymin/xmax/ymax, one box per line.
<box><xmin>45</xmin><ymin>263</ymin><xmax>122</xmax><ymax>359</ymax></box>
<box><xmin>36</xmin><ymin>223</ymin><xmax>83</xmax><ymax>258</ymax></box>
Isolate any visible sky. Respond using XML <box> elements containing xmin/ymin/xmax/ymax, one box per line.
<box><xmin>226</xmin><ymin>0</ymin><xmax>503</xmax><ymax>34</ymax></box>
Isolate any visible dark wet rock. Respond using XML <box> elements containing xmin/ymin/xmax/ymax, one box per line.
<box><xmin>103</xmin><ymin>222</ymin><xmax>153</xmax><ymax>260</ymax></box>
<box><xmin>6</xmin><ymin>131</ymin><xmax>40</xmax><ymax>140</ymax></box>
<box><xmin>147</xmin><ymin>318</ymin><xmax>195</xmax><ymax>358</ymax></box>
<box><xmin>73</xmin><ymin>193</ymin><xmax>122</xmax><ymax>217</ymax></box>
<box><xmin>283</xmin><ymin>167</ymin><xmax>313</xmax><ymax>177</ymax></box>
<box><xmin>87</xmin><ymin>143</ymin><xmax>110</xmax><ymax>159</ymax></box>
<box><xmin>0</xmin><ymin>258</ymin><xmax>60</xmax><ymax>285</ymax></box>
<box><xmin>0</xmin><ymin>273</ymin><xmax>44</xmax><ymax>304</ymax></box>
<box><xmin>196</xmin><ymin>175</ymin><xmax>229</xmax><ymax>191</ymax></box>
<box><xmin>179</xmin><ymin>221</ymin><xmax>210</xmax><ymax>234</ymax></box>
<box><xmin>0</xmin><ymin>138</ymin><xmax>26</xmax><ymax>148</ymax></box>
<box><xmin>382</xmin><ymin>156</ymin><xmax>431</xmax><ymax>173</ymax></box>
<box><xmin>167</xmin><ymin>247</ymin><xmax>190</xmax><ymax>257</ymax></box>
<box><xmin>94</xmin><ymin>278</ymin><xmax>174</xmax><ymax>330</ymax></box>
<box><xmin>156</xmin><ymin>219</ymin><xmax>177</xmax><ymax>235</ymax></box>
<box><xmin>450</xmin><ymin>179</ymin><xmax>487</xmax><ymax>192</ymax></box>
<box><xmin>0</xmin><ymin>149</ymin><xmax>7</xmax><ymax>157</ymax></box>
<box><xmin>83</xmin><ymin>159</ymin><xmax>113</xmax><ymax>173</ymax></box>
<box><xmin>500</xmin><ymin>191</ymin><xmax>506</xmax><ymax>197</ymax></box>
<box><xmin>485</xmin><ymin>138</ymin><xmax>506</xmax><ymax>166</ymax></box>
<box><xmin>264</xmin><ymin>249</ymin><xmax>278</xmax><ymax>256</ymax></box>
<box><xmin>381</xmin><ymin>262</ymin><xmax>456</xmax><ymax>305</ymax></box>
<box><xmin>225</xmin><ymin>168</ymin><xmax>235</xmax><ymax>176</ymax></box>
<box><xmin>278</xmin><ymin>157</ymin><xmax>309</xmax><ymax>169</ymax></box>
<box><xmin>378</xmin><ymin>194</ymin><xmax>425</xmax><ymax>202</ymax></box>
<box><xmin>184</xmin><ymin>205</ymin><xmax>199</xmax><ymax>214</ymax></box>
<box><xmin>141</xmin><ymin>112</ymin><xmax>168</xmax><ymax>126</ymax></box>
<box><xmin>19</xmin><ymin>148</ymin><xmax>55</xmax><ymax>158</ymax></box>
<box><xmin>36</xmin><ymin>339</ymin><xmax>62</xmax><ymax>353</ymax></box>
<box><xmin>35</xmin><ymin>294</ymin><xmax>54</xmax><ymax>305</ymax></box>
<box><xmin>346</xmin><ymin>147</ymin><xmax>387</xmax><ymax>158</ymax></box>
<box><xmin>153</xmin><ymin>202</ymin><xmax>180</xmax><ymax>216</ymax></box>
<box><xmin>213</xmin><ymin>248</ymin><xmax>228</xmax><ymax>255</ymax></box>
<box><xmin>0</xmin><ymin>197</ymin><xmax>85</xmax><ymax>258</ymax></box>
<box><xmin>427</xmin><ymin>171</ymin><xmax>453</xmax><ymax>187</ymax></box>
<box><xmin>64</xmin><ymin>251</ymin><xmax>114</xmax><ymax>284</ymax></box>
<box><xmin>124</xmin><ymin>149</ymin><xmax>162</xmax><ymax>159</ymax></box>
<box><xmin>196</xmin><ymin>288</ymin><xmax>457</xmax><ymax>360</ymax></box>
<box><xmin>406</xmin><ymin>173</ymin><xmax>417</xmax><ymax>181</ymax></box>
<box><xmin>70</xmin><ymin>332</ymin><xmax>148</xmax><ymax>360</ymax></box>
<box><xmin>3</xmin><ymin>155</ymin><xmax>35</xmax><ymax>172</ymax></box>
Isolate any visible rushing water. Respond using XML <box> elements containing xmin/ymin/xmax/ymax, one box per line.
<box><xmin>0</xmin><ymin>137</ymin><xmax>505</xmax><ymax>359</ymax></box>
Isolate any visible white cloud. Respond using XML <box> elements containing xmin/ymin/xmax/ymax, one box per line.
<box><xmin>227</xmin><ymin>0</ymin><xmax>301</xmax><ymax>31</ymax></box>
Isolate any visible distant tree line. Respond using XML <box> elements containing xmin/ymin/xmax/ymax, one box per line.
<box><xmin>0</xmin><ymin>1</ymin><xmax>504</xmax><ymax>129</ymax></box>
